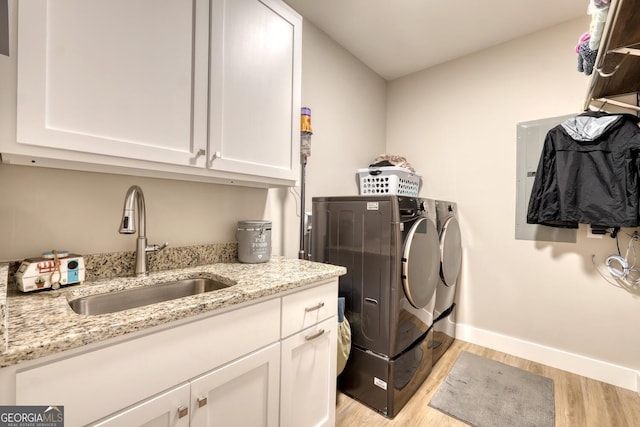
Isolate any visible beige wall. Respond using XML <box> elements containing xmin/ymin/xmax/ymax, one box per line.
<box><xmin>0</xmin><ymin>165</ymin><xmax>269</xmax><ymax>260</ymax></box>
<box><xmin>387</xmin><ymin>16</ymin><xmax>640</xmax><ymax>384</ymax></box>
<box><xmin>0</xmin><ymin>6</ymin><xmax>386</xmax><ymax>262</ymax></box>
<box><xmin>267</xmin><ymin>21</ymin><xmax>387</xmax><ymax>258</ymax></box>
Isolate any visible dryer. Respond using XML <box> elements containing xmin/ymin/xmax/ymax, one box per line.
<box><xmin>312</xmin><ymin>195</ymin><xmax>440</xmax><ymax>418</ymax></box>
<box><xmin>431</xmin><ymin>200</ymin><xmax>462</xmax><ymax>365</ymax></box>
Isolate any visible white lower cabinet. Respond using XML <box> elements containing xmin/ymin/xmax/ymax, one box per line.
<box><xmin>190</xmin><ymin>343</ymin><xmax>280</xmax><ymax>427</ymax></box>
<box><xmin>5</xmin><ymin>279</ymin><xmax>338</xmax><ymax>427</ymax></box>
<box><xmin>280</xmin><ymin>318</ymin><xmax>337</xmax><ymax>427</ymax></box>
<box><xmin>14</xmin><ymin>299</ymin><xmax>281</xmax><ymax>426</ymax></box>
<box><xmin>280</xmin><ymin>282</ymin><xmax>338</xmax><ymax>427</ymax></box>
<box><xmin>94</xmin><ymin>343</ymin><xmax>280</xmax><ymax>427</ymax></box>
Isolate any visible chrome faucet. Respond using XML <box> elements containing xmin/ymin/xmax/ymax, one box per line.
<box><xmin>119</xmin><ymin>185</ymin><xmax>168</xmax><ymax>277</ymax></box>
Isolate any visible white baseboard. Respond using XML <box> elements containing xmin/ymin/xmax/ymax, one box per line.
<box><xmin>456</xmin><ymin>322</ymin><xmax>640</xmax><ymax>392</ymax></box>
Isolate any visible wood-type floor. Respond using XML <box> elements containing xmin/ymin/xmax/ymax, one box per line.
<box><xmin>336</xmin><ymin>339</ymin><xmax>640</xmax><ymax>427</ymax></box>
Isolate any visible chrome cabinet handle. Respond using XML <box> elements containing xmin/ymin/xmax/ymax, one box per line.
<box><xmin>193</xmin><ymin>148</ymin><xmax>206</xmax><ymax>159</ymax></box>
<box><xmin>197</xmin><ymin>396</ymin><xmax>208</xmax><ymax>408</ymax></box>
<box><xmin>305</xmin><ymin>329</ymin><xmax>325</xmax><ymax>341</ymax></box>
<box><xmin>305</xmin><ymin>302</ymin><xmax>325</xmax><ymax>312</ymax></box>
<box><xmin>209</xmin><ymin>151</ymin><xmax>222</xmax><ymax>165</ymax></box>
<box><xmin>177</xmin><ymin>406</ymin><xmax>188</xmax><ymax>418</ymax></box>
<box><xmin>190</xmin><ymin>149</ymin><xmax>206</xmax><ymax>165</ymax></box>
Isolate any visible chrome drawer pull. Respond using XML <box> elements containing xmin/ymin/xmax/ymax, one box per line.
<box><xmin>178</xmin><ymin>406</ymin><xmax>188</xmax><ymax>418</ymax></box>
<box><xmin>305</xmin><ymin>329</ymin><xmax>325</xmax><ymax>341</ymax></box>
<box><xmin>304</xmin><ymin>302</ymin><xmax>325</xmax><ymax>312</ymax></box>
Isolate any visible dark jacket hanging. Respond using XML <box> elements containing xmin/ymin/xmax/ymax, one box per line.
<box><xmin>527</xmin><ymin>111</ymin><xmax>640</xmax><ymax>228</ymax></box>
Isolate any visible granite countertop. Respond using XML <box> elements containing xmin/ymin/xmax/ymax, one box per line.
<box><xmin>0</xmin><ymin>257</ymin><xmax>345</xmax><ymax>368</ymax></box>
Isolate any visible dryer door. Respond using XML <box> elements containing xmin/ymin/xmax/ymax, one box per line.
<box><xmin>440</xmin><ymin>216</ymin><xmax>462</xmax><ymax>287</ymax></box>
<box><xmin>402</xmin><ymin>217</ymin><xmax>440</xmax><ymax>308</ymax></box>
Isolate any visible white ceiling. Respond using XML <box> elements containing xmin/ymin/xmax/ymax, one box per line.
<box><xmin>283</xmin><ymin>0</ymin><xmax>589</xmax><ymax>80</ymax></box>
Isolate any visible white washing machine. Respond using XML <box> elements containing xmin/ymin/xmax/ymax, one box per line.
<box><xmin>431</xmin><ymin>200</ymin><xmax>462</xmax><ymax>365</ymax></box>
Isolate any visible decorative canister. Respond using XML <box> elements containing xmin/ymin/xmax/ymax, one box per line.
<box><xmin>236</xmin><ymin>220</ymin><xmax>272</xmax><ymax>263</ymax></box>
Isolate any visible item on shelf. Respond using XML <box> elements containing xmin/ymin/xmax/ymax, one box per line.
<box><xmin>577</xmin><ymin>40</ymin><xmax>598</xmax><ymax>75</ymax></box>
<box><xmin>588</xmin><ymin>0</ymin><xmax>610</xmax><ymax>50</ymax></box>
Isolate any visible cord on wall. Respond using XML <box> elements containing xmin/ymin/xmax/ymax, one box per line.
<box><xmin>591</xmin><ymin>230</ymin><xmax>640</xmax><ymax>295</ymax></box>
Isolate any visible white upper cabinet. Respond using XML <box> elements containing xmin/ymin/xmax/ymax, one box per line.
<box><xmin>208</xmin><ymin>0</ymin><xmax>301</xmax><ymax>181</ymax></box>
<box><xmin>16</xmin><ymin>0</ymin><xmax>207</xmax><ymax>167</ymax></box>
<box><xmin>12</xmin><ymin>0</ymin><xmax>301</xmax><ymax>186</ymax></box>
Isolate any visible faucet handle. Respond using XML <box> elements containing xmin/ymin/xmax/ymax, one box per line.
<box><xmin>147</xmin><ymin>242</ymin><xmax>169</xmax><ymax>253</ymax></box>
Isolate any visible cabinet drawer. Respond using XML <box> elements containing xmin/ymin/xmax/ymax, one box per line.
<box><xmin>15</xmin><ymin>298</ymin><xmax>280</xmax><ymax>427</ymax></box>
<box><xmin>281</xmin><ymin>280</ymin><xmax>338</xmax><ymax>338</ymax></box>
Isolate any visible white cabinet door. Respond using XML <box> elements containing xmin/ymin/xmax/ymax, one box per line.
<box><xmin>209</xmin><ymin>0</ymin><xmax>301</xmax><ymax>182</ymax></box>
<box><xmin>190</xmin><ymin>343</ymin><xmax>280</xmax><ymax>427</ymax></box>
<box><xmin>280</xmin><ymin>317</ymin><xmax>337</xmax><ymax>427</ymax></box>
<box><xmin>91</xmin><ymin>383</ymin><xmax>190</xmax><ymax>427</ymax></box>
<box><xmin>16</xmin><ymin>0</ymin><xmax>208</xmax><ymax>167</ymax></box>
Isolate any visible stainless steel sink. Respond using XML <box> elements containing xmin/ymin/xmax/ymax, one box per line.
<box><xmin>68</xmin><ymin>278</ymin><xmax>231</xmax><ymax>315</ymax></box>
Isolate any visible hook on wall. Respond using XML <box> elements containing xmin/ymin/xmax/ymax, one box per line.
<box><xmin>595</xmin><ymin>51</ymin><xmax>630</xmax><ymax>77</ymax></box>
<box><xmin>597</xmin><ymin>99</ymin><xmax>608</xmax><ymax>112</ymax></box>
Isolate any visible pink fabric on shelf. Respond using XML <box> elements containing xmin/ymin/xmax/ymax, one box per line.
<box><xmin>575</xmin><ymin>31</ymin><xmax>591</xmax><ymax>53</ymax></box>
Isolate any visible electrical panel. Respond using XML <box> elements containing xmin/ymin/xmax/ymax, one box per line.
<box><xmin>515</xmin><ymin>114</ymin><xmax>578</xmax><ymax>243</ymax></box>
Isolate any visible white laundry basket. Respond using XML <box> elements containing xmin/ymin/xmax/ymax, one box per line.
<box><xmin>357</xmin><ymin>166</ymin><xmax>422</xmax><ymax>196</ymax></box>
